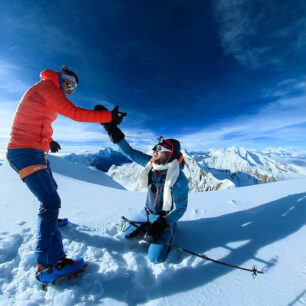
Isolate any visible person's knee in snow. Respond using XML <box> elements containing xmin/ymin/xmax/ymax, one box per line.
<box><xmin>148</xmin><ymin>243</ymin><xmax>170</xmax><ymax>264</ymax></box>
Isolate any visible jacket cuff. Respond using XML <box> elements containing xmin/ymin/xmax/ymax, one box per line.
<box><xmin>106</xmin><ymin>111</ymin><xmax>112</xmax><ymax>123</ymax></box>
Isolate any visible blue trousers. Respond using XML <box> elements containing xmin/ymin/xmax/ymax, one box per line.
<box><xmin>122</xmin><ymin>208</ymin><xmax>175</xmax><ymax>264</ymax></box>
<box><xmin>7</xmin><ymin>148</ymin><xmax>65</xmax><ymax>267</ymax></box>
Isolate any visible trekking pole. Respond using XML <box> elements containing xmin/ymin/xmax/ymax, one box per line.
<box><xmin>121</xmin><ymin>216</ymin><xmax>263</xmax><ymax>277</ymax></box>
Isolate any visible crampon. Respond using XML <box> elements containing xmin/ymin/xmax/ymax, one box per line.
<box><xmin>35</xmin><ymin>257</ymin><xmax>87</xmax><ymax>290</ymax></box>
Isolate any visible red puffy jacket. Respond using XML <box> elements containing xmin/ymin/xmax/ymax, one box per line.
<box><xmin>8</xmin><ymin>69</ymin><xmax>112</xmax><ymax>152</ymax></box>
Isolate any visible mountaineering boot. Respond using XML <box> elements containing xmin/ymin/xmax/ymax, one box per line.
<box><xmin>58</xmin><ymin>218</ymin><xmax>69</xmax><ymax>227</ymax></box>
<box><xmin>36</xmin><ymin>256</ymin><xmax>86</xmax><ymax>288</ymax></box>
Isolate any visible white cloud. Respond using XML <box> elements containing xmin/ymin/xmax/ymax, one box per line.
<box><xmin>213</xmin><ymin>0</ymin><xmax>306</xmax><ymax>69</ymax></box>
<box><xmin>178</xmin><ymin>94</ymin><xmax>306</xmax><ymax>150</ymax></box>
<box><xmin>45</xmin><ymin>90</ymin><xmax>306</xmax><ymax>151</ymax></box>
<box><xmin>51</xmin><ymin>115</ymin><xmax>157</xmax><ymax>148</ymax></box>
<box><xmin>263</xmin><ymin>78</ymin><xmax>306</xmax><ymax>98</ymax></box>
<box><xmin>1</xmin><ymin>61</ymin><xmax>306</xmax><ymax>153</ymax></box>
<box><xmin>4</xmin><ymin>92</ymin><xmax>305</xmax><ymax>152</ymax></box>
<box><xmin>2</xmin><ymin>7</ymin><xmax>82</xmax><ymax>58</ymax></box>
<box><xmin>52</xmin><ymin>116</ymin><xmax>110</xmax><ymax>143</ymax></box>
<box><xmin>0</xmin><ymin>60</ymin><xmax>30</xmax><ymax>95</ymax></box>
<box><xmin>0</xmin><ymin>101</ymin><xmax>18</xmax><ymax>144</ymax></box>
<box><xmin>0</xmin><ymin>59</ymin><xmax>29</xmax><ymax>148</ymax></box>
<box><xmin>0</xmin><ymin>59</ymin><xmax>157</xmax><ymax>152</ymax></box>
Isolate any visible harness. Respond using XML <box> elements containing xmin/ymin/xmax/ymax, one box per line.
<box><xmin>8</xmin><ymin>154</ymin><xmax>48</xmax><ymax>181</ymax></box>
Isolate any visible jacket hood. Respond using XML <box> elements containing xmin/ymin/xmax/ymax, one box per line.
<box><xmin>40</xmin><ymin>69</ymin><xmax>60</xmax><ymax>88</ymax></box>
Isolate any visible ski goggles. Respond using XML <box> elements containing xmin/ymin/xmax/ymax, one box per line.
<box><xmin>63</xmin><ymin>78</ymin><xmax>77</xmax><ymax>92</ymax></box>
<box><xmin>153</xmin><ymin>144</ymin><xmax>172</xmax><ymax>153</ymax></box>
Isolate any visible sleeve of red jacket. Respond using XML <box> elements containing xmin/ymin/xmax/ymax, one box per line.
<box><xmin>44</xmin><ymin>85</ymin><xmax>112</xmax><ymax>123</ymax></box>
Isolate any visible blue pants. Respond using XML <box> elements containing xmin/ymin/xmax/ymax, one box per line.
<box><xmin>7</xmin><ymin>148</ymin><xmax>65</xmax><ymax>267</ymax></box>
<box><xmin>122</xmin><ymin>208</ymin><xmax>175</xmax><ymax>264</ymax></box>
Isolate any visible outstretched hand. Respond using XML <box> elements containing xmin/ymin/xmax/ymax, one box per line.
<box><xmin>49</xmin><ymin>141</ymin><xmax>61</xmax><ymax>153</ymax></box>
<box><xmin>94</xmin><ymin>105</ymin><xmax>127</xmax><ymax>125</ymax></box>
<box><xmin>111</xmin><ymin>105</ymin><xmax>127</xmax><ymax>125</ymax></box>
<box><xmin>94</xmin><ymin>104</ymin><xmax>126</xmax><ymax>144</ymax></box>
<box><xmin>94</xmin><ymin>104</ymin><xmax>110</xmax><ymax>126</ymax></box>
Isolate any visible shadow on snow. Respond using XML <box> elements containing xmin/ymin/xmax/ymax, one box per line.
<box><xmin>61</xmin><ymin>192</ymin><xmax>306</xmax><ymax>305</ymax></box>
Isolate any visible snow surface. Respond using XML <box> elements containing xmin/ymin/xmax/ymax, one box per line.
<box><xmin>47</xmin><ymin>155</ymin><xmax>125</xmax><ymax>190</ymax></box>
<box><xmin>0</xmin><ymin>156</ymin><xmax>306</xmax><ymax>305</ymax></box>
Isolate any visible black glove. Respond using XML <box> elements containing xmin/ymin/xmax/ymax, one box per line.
<box><xmin>94</xmin><ymin>105</ymin><xmax>125</xmax><ymax>144</ymax></box>
<box><xmin>111</xmin><ymin>105</ymin><xmax>127</xmax><ymax>125</ymax></box>
<box><xmin>143</xmin><ymin>217</ymin><xmax>170</xmax><ymax>244</ymax></box>
<box><xmin>127</xmin><ymin>222</ymin><xmax>150</xmax><ymax>239</ymax></box>
<box><xmin>49</xmin><ymin>141</ymin><xmax>61</xmax><ymax>153</ymax></box>
<box><xmin>94</xmin><ymin>104</ymin><xmax>112</xmax><ymax>127</ymax></box>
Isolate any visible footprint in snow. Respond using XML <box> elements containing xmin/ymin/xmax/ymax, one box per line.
<box><xmin>134</xmin><ymin>266</ymin><xmax>156</xmax><ymax>289</ymax></box>
<box><xmin>228</xmin><ymin>200</ymin><xmax>237</xmax><ymax>206</ymax></box>
<box><xmin>0</xmin><ymin>233</ymin><xmax>23</xmax><ymax>264</ymax></box>
<box><xmin>105</xmin><ymin>225</ymin><xmax>118</xmax><ymax>236</ymax></box>
<box><xmin>17</xmin><ymin>221</ymin><xmax>26</xmax><ymax>226</ymax></box>
<box><xmin>21</xmin><ymin>228</ymin><xmax>31</xmax><ymax>234</ymax></box>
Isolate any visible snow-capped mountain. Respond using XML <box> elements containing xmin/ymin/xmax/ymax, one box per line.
<box><xmin>189</xmin><ymin>146</ymin><xmax>306</xmax><ymax>187</ymax></box>
<box><xmin>261</xmin><ymin>147</ymin><xmax>297</xmax><ymax>159</ymax></box>
<box><xmin>108</xmin><ymin>146</ymin><xmax>306</xmax><ymax>191</ymax></box>
<box><xmin>107</xmin><ymin>151</ymin><xmax>235</xmax><ymax>192</ymax></box>
<box><xmin>4</xmin><ymin>145</ymin><xmax>303</xmax><ymax>192</ymax></box>
<box><xmin>261</xmin><ymin>147</ymin><xmax>306</xmax><ymax>168</ymax></box>
<box><xmin>179</xmin><ymin>151</ymin><xmax>235</xmax><ymax>191</ymax></box>
<box><xmin>63</xmin><ymin>147</ymin><xmax>131</xmax><ymax>172</ymax></box>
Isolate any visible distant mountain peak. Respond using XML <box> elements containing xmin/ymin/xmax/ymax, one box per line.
<box><xmin>44</xmin><ymin>145</ymin><xmax>306</xmax><ymax>192</ymax></box>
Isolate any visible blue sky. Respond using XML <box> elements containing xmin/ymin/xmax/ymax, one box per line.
<box><xmin>1</xmin><ymin>0</ymin><xmax>306</xmax><ymax>151</ymax></box>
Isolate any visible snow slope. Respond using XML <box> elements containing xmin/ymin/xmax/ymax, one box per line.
<box><xmin>47</xmin><ymin>155</ymin><xmax>125</xmax><ymax>190</ymax></box>
<box><xmin>0</xmin><ymin>158</ymin><xmax>306</xmax><ymax>305</ymax></box>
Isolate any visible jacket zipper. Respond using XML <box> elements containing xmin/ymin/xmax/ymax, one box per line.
<box><xmin>154</xmin><ymin>188</ymin><xmax>160</xmax><ymax>207</ymax></box>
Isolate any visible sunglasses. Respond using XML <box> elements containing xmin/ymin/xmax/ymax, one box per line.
<box><xmin>63</xmin><ymin>78</ymin><xmax>77</xmax><ymax>92</ymax></box>
<box><xmin>154</xmin><ymin>144</ymin><xmax>172</xmax><ymax>153</ymax></box>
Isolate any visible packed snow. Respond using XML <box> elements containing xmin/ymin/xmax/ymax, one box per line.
<box><xmin>0</xmin><ymin>155</ymin><xmax>305</xmax><ymax>305</ymax></box>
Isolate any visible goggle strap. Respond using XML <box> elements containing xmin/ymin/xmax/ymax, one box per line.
<box><xmin>164</xmin><ymin>139</ymin><xmax>174</xmax><ymax>162</ymax></box>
